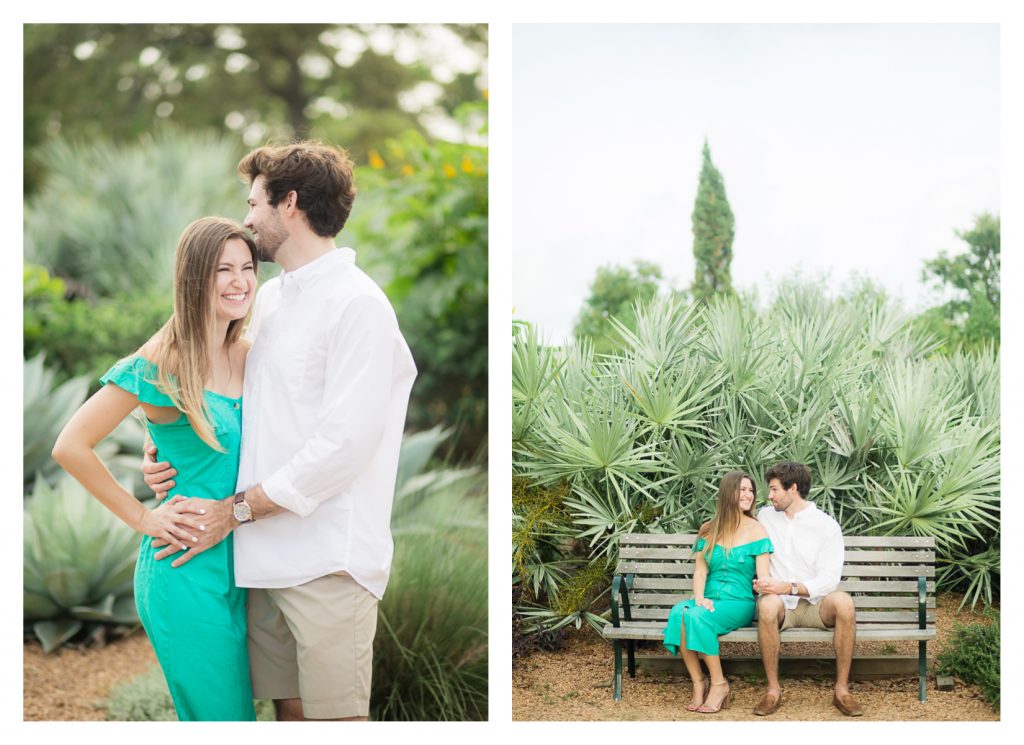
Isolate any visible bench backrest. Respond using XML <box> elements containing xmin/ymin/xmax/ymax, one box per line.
<box><xmin>615</xmin><ymin>533</ymin><xmax>936</xmax><ymax>629</ymax></box>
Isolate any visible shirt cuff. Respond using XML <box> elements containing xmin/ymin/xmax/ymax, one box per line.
<box><xmin>261</xmin><ymin>471</ymin><xmax>319</xmax><ymax>518</ymax></box>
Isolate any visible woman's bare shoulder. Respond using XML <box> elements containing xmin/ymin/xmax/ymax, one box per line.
<box><xmin>136</xmin><ymin>330</ymin><xmax>166</xmax><ymax>363</ymax></box>
<box><xmin>740</xmin><ymin>517</ymin><xmax>768</xmax><ymax>541</ymax></box>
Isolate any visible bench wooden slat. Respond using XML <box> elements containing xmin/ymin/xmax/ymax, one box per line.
<box><xmin>617</xmin><ymin>561</ymin><xmax>935</xmax><ymax>577</ymax></box>
<box><xmin>603</xmin><ymin>622</ymin><xmax>935</xmax><ymax>642</ymax></box>
<box><xmin>619</xmin><ymin>547</ymin><xmax>934</xmax><ymax>563</ymax></box>
<box><xmin>630</xmin><ymin>577</ymin><xmax>936</xmax><ymax>592</ymax></box>
<box><xmin>625</xmin><ymin>607</ymin><xmax>936</xmax><ymax>623</ymax></box>
<box><xmin>625</xmin><ymin>592</ymin><xmax>936</xmax><ymax>609</ymax></box>
<box><xmin>620</xmin><ymin>534</ymin><xmax>935</xmax><ymax>549</ymax></box>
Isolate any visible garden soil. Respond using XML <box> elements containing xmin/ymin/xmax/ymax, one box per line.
<box><xmin>513</xmin><ymin>593</ymin><xmax>998</xmax><ymax>721</ymax></box>
<box><xmin>24</xmin><ymin>629</ymin><xmax>157</xmax><ymax>721</ymax></box>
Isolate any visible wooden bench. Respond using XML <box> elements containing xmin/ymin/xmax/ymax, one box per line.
<box><xmin>602</xmin><ymin>533</ymin><xmax>936</xmax><ymax>702</ymax></box>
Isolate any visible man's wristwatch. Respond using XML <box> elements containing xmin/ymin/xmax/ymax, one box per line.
<box><xmin>233</xmin><ymin>491</ymin><xmax>254</xmax><ymax>524</ymax></box>
<box><xmin>790</xmin><ymin>582</ymin><xmax>799</xmax><ymax>596</ymax></box>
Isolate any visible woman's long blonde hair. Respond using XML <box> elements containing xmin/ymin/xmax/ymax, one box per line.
<box><xmin>696</xmin><ymin>471</ymin><xmax>756</xmax><ymax>561</ymax></box>
<box><xmin>153</xmin><ymin>217</ymin><xmax>257</xmax><ymax>451</ymax></box>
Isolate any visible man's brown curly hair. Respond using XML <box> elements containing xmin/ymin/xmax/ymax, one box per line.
<box><xmin>238</xmin><ymin>141</ymin><xmax>356</xmax><ymax>238</ymax></box>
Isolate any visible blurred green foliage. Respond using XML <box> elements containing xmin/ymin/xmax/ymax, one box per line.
<box><xmin>25</xmin><ymin>130</ymin><xmax>246</xmax><ymax>298</ymax></box>
<box><xmin>25</xmin><ymin>265</ymin><xmax>173</xmax><ymax>385</ymax></box>
<box><xmin>350</xmin><ymin>100</ymin><xmax>488</xmax><ymax>457</ymax></box>
<box><xmin>24</xmin><ymin>24</ymin><xmax>487</xmax><ymax>194</ymax></box>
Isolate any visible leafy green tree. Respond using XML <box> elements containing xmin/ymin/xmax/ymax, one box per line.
<box><xmin>917</xmin><ymin>213</ymin><xmax>1000</xmax><ymax>353</ymax></box>
<box><xmin>690</xmin><ymin>140</ymin><xmax>735</xmax><ymax>302</ymax></box>
<box><xmin>573</xmin><ymin>260</ymin><xmax>665</xmax><ymax>356</ymax></box>
<box><xmin>24</xmin><ymin>24</ymin><xmax>487</xmax><ymax>194</ymax></box>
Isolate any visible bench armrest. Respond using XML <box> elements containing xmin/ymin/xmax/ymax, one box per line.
<box><xmin>609</xmin><ymin>573</ymin><xmax>635</xmax><ymax>627</ymax></box>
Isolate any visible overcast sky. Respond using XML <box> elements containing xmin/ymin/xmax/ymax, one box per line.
<box><xmin>508</xmin><ymin>24</ymin><xmax>999</xmax><ymax>342</ymax></box>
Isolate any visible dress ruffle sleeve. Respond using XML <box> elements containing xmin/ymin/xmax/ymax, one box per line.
<box><xmin>742</xmin><ymin>537</ymin><xmax>774</xmax><ymax>556</ymax></box>
<box><xmin>100</xmin><ymin>356</ymin><xmax>177</xmax><ymax>407</ymax></box>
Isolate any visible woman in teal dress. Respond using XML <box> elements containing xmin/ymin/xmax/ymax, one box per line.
<box><xmin>662</xmin><ymin>471</ymin><xmax>773</xmax><ymax>714</ymax></box>
<box><xmin>53</xmin><ymin>217</ymin><xmax>258</xmax><ymax>721</ymax></box>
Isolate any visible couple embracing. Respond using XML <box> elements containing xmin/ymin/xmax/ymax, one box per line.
<box><xmin>53</xmin><ymin>141</ymin><xmax>417</xmax><ymax>720</ymax></box>
<box><xmin>662</xmin><ymin>461</ymin><xmax>863</xmax><ymax>717</ymax></box>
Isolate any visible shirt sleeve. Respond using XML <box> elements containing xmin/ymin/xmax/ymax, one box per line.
<box><xmin>260</xmin><ymin>294</ymin><xmax>399</xmax><ymax>517</ymax></box>
<box><xmin>804</xmin><ymin>521</ymin><xmax>844</xmax><ymax>603</ymax></box>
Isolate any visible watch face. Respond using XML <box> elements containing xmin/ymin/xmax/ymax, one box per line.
<box><xmin>233</xmin><ymin>501</ymin><xmax>252</xmax><ymax>522</ymax></box>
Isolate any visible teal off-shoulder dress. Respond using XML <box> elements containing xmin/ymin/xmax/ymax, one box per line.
<box><xmin>101</xmin><ymin>356</ymin><xmax>256</xmax><ymax>721</ymax></box>
<box><xmin>662</xmin><ymin>537</ymin><xmax>774</xmax><ymax>656</ymax></box>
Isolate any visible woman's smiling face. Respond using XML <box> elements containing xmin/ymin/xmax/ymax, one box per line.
<box><xmin>213</xmin><ymin>237</ymin><xmax>256</xmax><ymax>323</ymax></box>
<box><xmin>738</xmin><ymin>477</ymin><xmax>755</xmax><ymax>512</ymax></box>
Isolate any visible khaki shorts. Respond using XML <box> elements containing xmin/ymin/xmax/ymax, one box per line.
<box><xmin>247</xmin><ymin>572</ymin><xmax>379</xmax><ymax>719</ymax></box>
<box><xmin>780</xmin><ymin>598</ymin><xmax>830</xmax><ymax>631</ymax></box>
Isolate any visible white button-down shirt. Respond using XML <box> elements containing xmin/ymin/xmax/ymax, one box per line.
<box><xmin>757</xmin><ymin>502</ymin><xmax>844</xmax><ymax>609</ymax></box>
<box><xmin>234</xmin><ymin>248</ymin><xmax>417</xmax><ymax>598</ymax></box>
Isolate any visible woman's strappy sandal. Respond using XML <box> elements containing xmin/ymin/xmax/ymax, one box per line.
<box><xmin>696</xmin><ymin>680</ymin><xmax>732</xmax><ymax>713</ymax></box>
<box><xmin>685</xmin><ymin>676</ymin><xmax>708</xmax><ymax>712</ymax></box>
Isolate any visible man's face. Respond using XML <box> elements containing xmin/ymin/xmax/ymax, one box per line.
<box><xmin>244</xmin><ymin>175</ymin><xmax>289</xmax><ymax>262</ymax></box>
<box><xmin>767</xmin><ymin>478</ymin><xmax>796</xmax><ymax>512</ymax></box>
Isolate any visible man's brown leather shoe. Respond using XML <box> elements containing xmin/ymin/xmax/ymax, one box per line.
<box><xmin>753</xmin><ymin>690</ymin><xmax>782</xmax><ymax>716</ymax></box>
<box><xmin>832</xmin><ymin>692</ymin><xmax>863</xmax><ymax>717</ymax></box>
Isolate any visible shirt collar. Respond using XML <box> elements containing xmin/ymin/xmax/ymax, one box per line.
<box><xmin>279</xmin><ymin>247</ymin><xmax>356</xmax><ymax>294</ymax></box>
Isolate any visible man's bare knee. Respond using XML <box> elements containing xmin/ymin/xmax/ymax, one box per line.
<box><xmin>758</xmin><ymin>595</ymin><xmax>784</xmax><ymax>626</ymax></box>
<box><xmin>821</xmin><ymin>591</ymin><xmax>855</xmax><ymax>627</ymax></box>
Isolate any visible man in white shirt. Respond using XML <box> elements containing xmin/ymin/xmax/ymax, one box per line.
<box><xmin>751</xmin><ymin>461</ymin><xmax>862</xmax><ymax>717</ymax></box>
<box><xmin>144</xmin><ymin>142</ymin><xmax>417</xmax><ymax>721</ymax></box>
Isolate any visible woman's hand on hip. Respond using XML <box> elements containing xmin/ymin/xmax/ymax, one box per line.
<box><xmin>138</xmin><ymin>495</ymin><xmax>207</xmax><ymax>551</ymax></box>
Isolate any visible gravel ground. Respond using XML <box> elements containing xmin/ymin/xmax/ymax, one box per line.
<box><xmin>23</xmin><ymin>628</ymin><xmax>158</xmax><ymax>721</ymax></box>
<box><xmin>512</xmin><ymin>593</ymin><xmax>999</xmax><ymax>721</ymax></box>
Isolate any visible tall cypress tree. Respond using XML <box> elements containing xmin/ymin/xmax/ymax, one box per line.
<box><xmin>690</xmin><ymin>140</ymin><xmax>735</xmax><ymax>301</ymax></box>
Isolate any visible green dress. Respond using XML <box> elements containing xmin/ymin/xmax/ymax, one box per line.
<box><xmin>662</xmin><ymin>536</ymin><xmax>773</xmax><ymax>657</ymax></box>
<box><xmin>101</xmin><ymin>356</ymin><xmax>256</xmax><ymax>721</ymax></box>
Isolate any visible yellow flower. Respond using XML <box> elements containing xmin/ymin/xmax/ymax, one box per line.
<box><xmin>482</xmin><ymin>88</ymin><xmax>489</xmax><ymax>101</ymax></box>
<box><xmin>443</xmin><ymin>163</ymin><xmax>456</xmax><ymax>179</ymax></box>
<box><xmin>461</xmin><ymin>155</ymin><xmax>474</xmax><ymax>174</ymax></box>
<box><xmin>401</xmin><ymin>164</ymin><xmax>414</xmax><ymax>176</ymax></box>
<box><xmin>369</xmin><ymin>149</ymin><xmax>385</xmax><ymax>169</ymax></box>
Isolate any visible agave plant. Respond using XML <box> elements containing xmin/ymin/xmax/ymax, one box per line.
<box><xmin>24</xmin><ymin>475</ymin><xmax>140</xmax><ymax>652</ymax></box>
<box><xmin>513</xmin><ymin>286</ymin><xmax>1000</xmax><ymax>635</ymax></box>
<box><xmin>23</xmin><ymin>354</ymin><xmax>90</xmax><ymax>490</ymax></box>
<box><xmin>24</xmin><ymin>353</ymin><xmax>151</xmax><ymax>497</ymax></box>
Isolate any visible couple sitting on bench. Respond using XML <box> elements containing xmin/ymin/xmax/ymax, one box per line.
<box><xmin>662</xmin><ymin>460</ymin><xmax>863</xmax><ymax>717</ymax></box>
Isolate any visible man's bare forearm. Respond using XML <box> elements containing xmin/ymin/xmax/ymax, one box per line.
<box><xmin>242</xmin><ymin>483</ymin><xmax>287</xmax><ymax>521</ymax></box>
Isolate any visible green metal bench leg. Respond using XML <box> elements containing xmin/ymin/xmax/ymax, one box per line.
<box><xmin>627</xmin><ymin>640</ymin><xmax>636</xmax><ymax>678</ymax></box>
<box><xmin>918</xmin><ymin>640</ymin><xmax>927</xmax><ymax>702</ymax></box>
<box><xmin>613</xmin><ymin>640</ymin><xmax>623</xmax><ymax>700</ymax></box>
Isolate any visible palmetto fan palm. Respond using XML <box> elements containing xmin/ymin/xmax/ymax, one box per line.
<box><xmin>512</xmin><ymin>288</ymin><xmax>1000</xmax><ymax>634</ymax></box>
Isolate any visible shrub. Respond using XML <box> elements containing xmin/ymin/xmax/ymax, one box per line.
<box><xmin>24</xmin><ymin>265</ymin><xmax>173</xmax><ymax>385</ymax></box>
<box><xmin>24</xmin><ymin>129</ymin><xmax>245</xmax><ymax>298</ymax></box>
<box><xmin>372</xmin><ymin>427</ymin><xmax>488</xmax><ymax>720</ymax></box>
<box><xmin>512</xmin><ymin>289</ymin><xmax>1000</xmax><ymax>633</ymax></box>
<box><xmin>104</xmin><ymin>664</ymin><xmax>275</xmax><ymax>721</ymax></box>
<box><xmin>937</xmin><ymin>608</ymin><xmax>1000</xmax><ymax>710</ymax></box>
<box><xmin>348</xmin><ymin>104</ymin><xmax>488</xmax><ymax>460</ymax></box>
